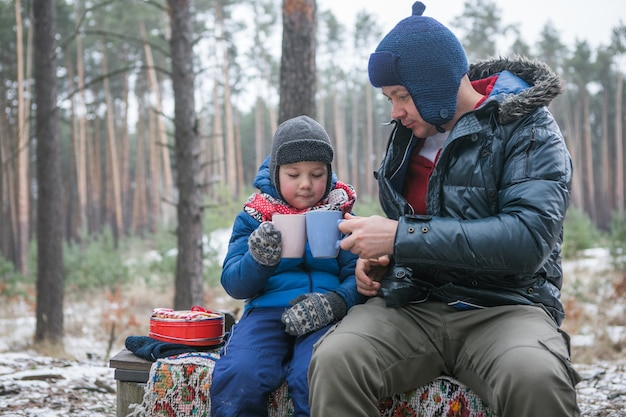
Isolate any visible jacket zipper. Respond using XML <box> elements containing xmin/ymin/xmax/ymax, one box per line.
<box><xmin>525</xmin><ymin>127</ymin><xmax>536</xmax><ymax>176</ymax></box>
<box><xmin>388</xmin><ymin>128</ymin><xmax>415</xmax><ymax>181</ymax></box>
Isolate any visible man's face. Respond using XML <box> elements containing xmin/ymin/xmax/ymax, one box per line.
<box><xmin>381</xmin><ymin>85</ymin><xmax>440</xmax><ymax>138</ymax></box>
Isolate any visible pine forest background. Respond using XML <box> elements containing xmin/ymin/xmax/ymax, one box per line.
<box><xmin>1</xmin><ymin>0</ymin><xmax>626</xmax><ymax>348</ymax></box>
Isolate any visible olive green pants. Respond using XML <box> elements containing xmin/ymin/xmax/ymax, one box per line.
<box><xmin>308</xmin><ymin>297</ymin><xmax>580</xmax><ymax>417</ymax></box>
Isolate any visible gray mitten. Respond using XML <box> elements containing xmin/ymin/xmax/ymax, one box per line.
<box><xmin>281</xmin><ymin>292</ymin><xmax>347</xmax><ymax>336</ymax></box>
<box><xmin>248</xmin><ymin>222</ymin><xmax>282</xmax><ymax>266</ymax></box>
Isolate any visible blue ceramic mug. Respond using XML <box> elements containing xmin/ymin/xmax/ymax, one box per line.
<box><xmin>305</xmin><ymin>210</ymin><xmax>343</xmax><ymax>258</ymax></box>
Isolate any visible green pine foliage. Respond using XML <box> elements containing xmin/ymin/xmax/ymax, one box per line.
<box><xmin>0</xmin><ymin>253</ymin><xmax>29</xmax><ymax>298</ymax></box>
<box><xmin>562</xmin><ymin>207</ymin><xmax>603</xmax><ymax>259</ymax></box>
<box><xmin>353</xmin><ymin>195</ymin><xmax>385</xmax><ymax>217</ymax></box>
<box><xmin>63</xmin><ymin>228</ymin><xmax>131</xmax><ymax>291</ymax></box>
<box><xmin>608</xmin><ymin>211</ymin><xmax>626</xmax><ymax>272</ymax></box>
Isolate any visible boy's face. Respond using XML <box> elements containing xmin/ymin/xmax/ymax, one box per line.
<box><xmin>278</xmin><ymin>161</ymin><xmax>328</xmax><ymax>209</ymax></box>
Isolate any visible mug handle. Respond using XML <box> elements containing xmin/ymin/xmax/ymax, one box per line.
<box><xmin>336</xmin><ymin>219</ymin><xmax>350</xmax><ymax>249</ymax></box>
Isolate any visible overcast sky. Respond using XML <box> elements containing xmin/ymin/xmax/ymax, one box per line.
<box><xmin>317</xmin><ymin>0</ymin><xmax>625</xmax><ymax>51</ymax></box>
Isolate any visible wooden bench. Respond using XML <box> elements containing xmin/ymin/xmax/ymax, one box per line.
<box><xmin>109</xmin><ymin>349</ymin><xmax>152</xmax><ymax>417</ymax></box>
<box><xmin>110</xmin><ymin>348</ymin><xmax>497</xmax><ymax>417</ymax></box>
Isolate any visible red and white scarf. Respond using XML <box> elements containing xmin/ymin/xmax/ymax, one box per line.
<box><xmin>244</xmin><ymin>181</ymin><xmax>357</xmax><ymax>223</ymax></box>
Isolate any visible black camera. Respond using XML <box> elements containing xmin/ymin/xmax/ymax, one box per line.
<box><xmin>377</xmin><ymin>265</ymin><xmax>429</xmax><ymax>308</ymax></box>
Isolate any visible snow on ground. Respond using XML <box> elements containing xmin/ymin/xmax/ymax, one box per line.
<box><xmin>1</xmin><ymin>342</ymin><xmax>625</xmax><ymax>416</ymax></box>
<box><xmin>576</xmin><ymin>361</ymin><xmax>626</xmax><ymax>417</ymax></box>
<box><xmin>206</xmin><ymin>228</ymin><xmax>231</xmax><ymax>265</ymax></box>
<box><xmin>0</xmin><ymin>352</ymin><xmax>115</xmax><ymax>417</ymax></box>
<box><xmin>0</xmin><ymin>239</ymin><xmax>625</xmax><ymax>416</ymax></box>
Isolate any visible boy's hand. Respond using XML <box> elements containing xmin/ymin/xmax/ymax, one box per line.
<box><xmin>248</xmin><ymin>222</ymin><xmax>282</xmax><ymax>266</ymax></box>
<box><xmin>281</xmin><ymin>292</ymin><xmax>347</xmax><ymax>336</ymax></box>
<box><xmin>355</xmin><ymin>256</ymin><xmax>390</xmax><ymax>297</ymax></box>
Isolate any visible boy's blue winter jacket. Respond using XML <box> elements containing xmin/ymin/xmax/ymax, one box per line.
<box><xmin>220</xmin><ymin>156</ymin><xmax>361</xmax><ymax>311</ymax></box>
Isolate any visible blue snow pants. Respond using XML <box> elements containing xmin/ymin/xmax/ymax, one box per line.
<box><xmin>210</xmin><ymin>307</ymin><xmax>330</xmax><ymax>417</ymax></box>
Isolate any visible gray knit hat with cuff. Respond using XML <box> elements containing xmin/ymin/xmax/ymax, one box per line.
<box><xmin>270</xmin><ymin>115</ymin><xmax>334</xmax><ymax>201</ymax></box>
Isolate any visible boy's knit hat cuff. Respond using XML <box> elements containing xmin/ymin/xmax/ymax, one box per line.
<box><xmin>273</xmin><ymin>139</ymin><xmax>333</xmax><ymax>168</ymax></box>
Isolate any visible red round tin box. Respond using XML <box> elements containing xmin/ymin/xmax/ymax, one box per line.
<box><xmin>148</xmin><ymin>306</ymin><xmax>225</xmax><ymax>346</ymax></box>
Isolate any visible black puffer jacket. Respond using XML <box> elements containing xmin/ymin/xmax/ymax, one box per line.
<box><xmin>376</xmin><ymin>56</ymin><xmax>572</xmax><ymax>325</ymax></box>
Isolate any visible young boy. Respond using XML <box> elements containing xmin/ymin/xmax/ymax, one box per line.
<box><xmin>210</xmin><ymin>115</ymin><xmax>362</xmax><ymax>417</ymax></box>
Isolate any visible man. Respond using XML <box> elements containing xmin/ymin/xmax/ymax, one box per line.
<box><xmin>307</xmin><ymin>2</ymin><xmax>580</xmax><ymax>417</ymax></box>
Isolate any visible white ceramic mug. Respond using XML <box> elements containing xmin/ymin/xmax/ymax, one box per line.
<box><xmin>271</xmin><ymin>214</ymin><xmax>307</xmax><ymax>258</ymax></box>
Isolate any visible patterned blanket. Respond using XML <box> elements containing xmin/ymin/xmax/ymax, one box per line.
<box><xmin>128</xmin><ymin>352</ymin><xmax>497</xmax><ymax>417</ymax></box>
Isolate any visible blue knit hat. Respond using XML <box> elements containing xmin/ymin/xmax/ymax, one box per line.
<box><xmin>368</xmin><ymin>1</ymin><xmax>469</xmax><ymax>130</ymax></box>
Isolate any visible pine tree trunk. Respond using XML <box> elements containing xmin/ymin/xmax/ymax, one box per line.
<box><xmin>211</xmin><ymin>80</ymin><xmax>225</xmax><ymax>199</ymax></box>
<box><xmin>615</xmin><ymin>71</ymin><xmax>624</xmax><ymax>214</ymax></box>
<box><xmin>100</xmin><ymin>36</ymin><xmax>123</xmax><ymax>245</ymax></box>
<box><xmin>582</xmin><ymin>91</ymin><xmax>596</xmax><ymax>220</ymax></box>
<box><xmin>33</xmin><ymin>0</ymin><xmax>64</xmax><ymax>346</ymax></box>
<box><xmin>15</xmin><ymin>0</ymin><xmax>29</xmax><ymax>275</ymax></box>
<box><xmin>131</xmin><ymin>108</ymin><xmax>148</xmax><ymax>235</ymax></box>
<box><xmin>560</xmin><ymin>95</ymin><xmax>584</xmax><ymax>209</ymax></box>
<box><xmin>0</xmin><ymin>105</ymin><xmax>16</xmax><ymax>262</ymax></box>
<box><xmin>120</xmin><ymin>72</ymin><xmax>131</xmax><ymax>233</ymax></box>
<box><xmin>215</xmin><ymin>2</ymin><xmax>237</xmax><ymax>198</ymax></box>
<box><xmin>66</xmin><ymin>56</ymin><xmax>79</xmax><ymax>241</ymax></box>
<box><xmin>169</xmin><ymin>0</ymin><xmax>205</xmax><ymax>309</ymax></box>
<box><xmin>73</xmin><ymin>1</ymin><xmax>88</xmax><ymax>238</ymax></box>
<box><xmin>332</xmin><ymin>94</ymin><xmax>348</xmax><ymax>181</ymax></box>
<box><xmin>255</xmin><ymin>97</ymin><xmax>265</xmax><ymax>174</ymax></box>
<box><xmin>198</xmin><ymin>115</ymin><xmax>211</xmax><ymax>194</ymax></box>
<box><xmin>278</xmin><ymin>0</ymin><xmax>316</xmax><ymax>122</ymax></box>
<box><xmin>364</xmin><ymin>83</ymin><xmax>375</xmax><ymax>198</ymax></box>
<box><xmin>140</xmin><ymin>22</ymin><xmax>172</xmax><ymax>225</ymax></box>
<box><xmin>148</xmin><ymin>103</ymin><xmax>160</xmax><ymax>233</ymax></box>
<box><xmin>350</xmin><ymin>93</ymin><xmax>359</xmax><ymax>193</ymax></box>
<box><xmin>600</xmin><ymin>89</ymin><xmax>611</xmax><ymax>229</ymax></box>
<box><xmin>87</xmin><ymin>117</ymin><xmax>103</xmax><ymax>234</ymax></box>
<box><xmin>235</xmin><ymin>111</ymin><xmax>244</xmax><ymax>196</ymax></box>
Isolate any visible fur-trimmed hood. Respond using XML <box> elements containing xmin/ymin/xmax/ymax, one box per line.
<box><xmin>468</xmin><ymin>55</ymin><xmax>564</xmax><ymax>124</ymax></box>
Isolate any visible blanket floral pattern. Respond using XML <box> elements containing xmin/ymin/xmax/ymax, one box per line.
<box><xmin>128</xmin><ymin>352</ymin><xmax>496</xmax><ymax>417</ymax></box>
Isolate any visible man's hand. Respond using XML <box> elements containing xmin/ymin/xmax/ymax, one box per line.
<box><xmin>355</xmin><ymin>256</ymin><xmax>390</xmax><ymax>297</ymax></box>
<box><xmin>338</xmin><ymin>214</ymin><xmax>397</xmax><ymax>259</ymax></box>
